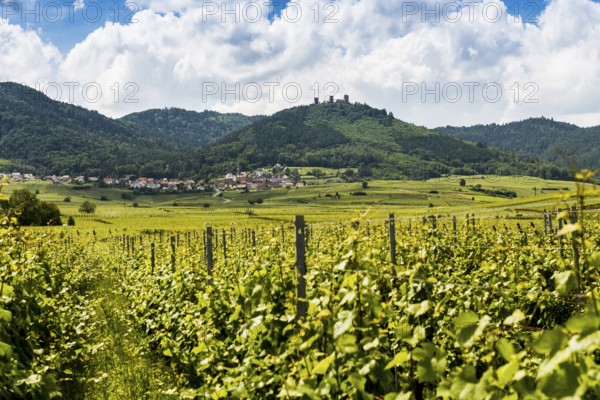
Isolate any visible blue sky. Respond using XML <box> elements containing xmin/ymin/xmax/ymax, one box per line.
<box><xmin>1</xmin><ymin>0</ymin><xmax>600</xmax><ymax>128</ymax></box>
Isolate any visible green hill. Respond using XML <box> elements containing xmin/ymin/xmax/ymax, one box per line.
<box><xmin>0</xmin><ymin>82</ymin><xmax>182</xmax><ymax>177</ymax></box>
<box><xmin>119</xmin><ymin>108</ymin><xmax>263</xmax><ymax>147</ymax></box>
<box><xmin>0</xmin><ymin>82</ymin><xmax>260</xmax><ymax>178</ymax></box>
<box><xmin>193</xmin><ymin>101</ymin><xmax>568</xmax><ymax>180</ymax></box>
<box><xmin>436</xmin><ymin>117</ymin><xmax>600</xmax><ymax>169</ymax></box>
<box><xmin>0</xmin><ymin>82</ymin><xmax>571</xmax><ymax>181</ymax></box>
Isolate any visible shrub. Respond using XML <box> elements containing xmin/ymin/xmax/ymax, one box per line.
<box><xmin>67</xmin><ymin>216</ymin><xmax>75</xmax><ymax>226</ymax></box>
<box><xmin>38</xmin><ymin>202</ymin><xmax>62</xmax><ymax>225</ymax></box>
<box><xmin>64</xmin><ymin>197</ymin><xmax>71</xmax><ymax>202</ymax></box>
<box><xmin>79</xmin><ymin>201</ymin><xmax>96</xmax><ymax>214</ymax></box>
<box><xmin>6</xmin><ymin>189</ymin><xmax>62</xmax><ymax>226</ymax></box>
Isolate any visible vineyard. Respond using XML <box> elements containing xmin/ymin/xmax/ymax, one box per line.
<box><xmin>1</xmin><ymin>178</ymin><xmax>600</xmax><ymax>399</ymax></box>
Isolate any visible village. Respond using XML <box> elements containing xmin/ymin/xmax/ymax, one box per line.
<box><xmin>0</xmin><ymin>164</ymin><xmax>305</xmax><ymax>193</ymax></box>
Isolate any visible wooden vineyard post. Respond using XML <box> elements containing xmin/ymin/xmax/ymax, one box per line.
<box><xmin>543</xmin><ymin>210</ymin><xmax>548</xmax><ymax>236</ymax></box>
<box><xmin>151</xmin><ymin>242</ymin><xmax>155</xmax><ymax>275</ymax></box>
<box><xmin>170</xmin><ymin>236</ymin><xmax>176</xmax><ymax>273</ymax></box>
<box><xmin>295</xmin><ymin>216</ymin><xmax>307</xmax><ymax>319</ymax></box>
<box><xmin>389</xmin><ymin>213</ymin><xmax>397</xmax><ymax>265</ymax></box>
<box><xmin>570</xmin><ymin>206</ymin><xmax>581</xmax><ymax>294</ymax></box>
<box><xmin>251</xmin><ymin>230</ymin><xmax>256</xmax><ymax>253</ymax></box>
<box><xmin>548</xmin><ymin>211</ymin><xmax>554</xmax><ymax>234</ymax></box>
<box><xmin>557</xmin><ymin>208</ymin><xmax>564</xmax><ymax>258</ymax></box>
<box><xmin>206</xmin><ymin>227</ymin><xmax>213</xmax><ymax>281</ymax></box>
<box><xmin>452</xmin><ymin>216</ymin><xmax>457</xmax><ymax>244</ymax></box>
<box><xmin>222</xmin><ymin>229</ymin><xmax>227</xmax><ymax>261</ymax></box>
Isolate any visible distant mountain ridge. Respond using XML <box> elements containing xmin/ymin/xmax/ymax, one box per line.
<box><xmin>119</xmin><ymin>108</ymin><xmax>263</xmax><ymax>147</ymax></box>
<box><xmin>0</xmin><ymin>82</ymin><xmax>178</xmax><ymax>177</ymax></box>
<box><xmin>436</xmin><ymin>117</ymin><xmax>600</xmax><ymax>169</ymax></box>
<box><xmin>0</xmin><ymin>82</ymin><xmax>259</xmax><ymax>178</ymax></box>
<box><xmin>0</xmin><ymin>82</ymin><xmax>571</xmax><ymax>180</ymax></box>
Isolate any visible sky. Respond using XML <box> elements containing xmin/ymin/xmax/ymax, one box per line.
<box><xmin>1</xmin><ymin>0</ymin><xmax>600</xmax><ymax>128</ymax></box>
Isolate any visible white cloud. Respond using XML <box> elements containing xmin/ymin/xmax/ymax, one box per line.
<box><xmin>0</xmin><ymin>22</ymin><xmax>61</xmax><ymax>84</ymax></box>
<box><xmin>73</xmin><ymin>0</ymin><xmax>85</xmax><ymax>11</ymax></box>
<box><xmin>6</xmin><ymin>0</ymin><xmax>600</xmax><ymax>128</ymax></box>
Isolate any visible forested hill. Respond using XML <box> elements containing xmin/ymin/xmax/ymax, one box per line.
<box><xmin>0</xmin><ymin>82</ymin><xmax>570</xmax><ymax>180</ymax></box>
<box><xmin>436</xmin><ymin>117</ymin><xmax>600</xmax><ymax>169</ymax></box>
<box><xmin>191</xmin><ymin>101</ymin><xmax>568</xmax><ymax>180</ymax></box>
<box><xmin>119</xmin><ymin>108</ymin><xmax>263</xmax><ymax>147</ymax></box>
<box><xmin>0</xmin><ymin>82</ymin><xmax>180</xmax><ymax>177</ymax></box>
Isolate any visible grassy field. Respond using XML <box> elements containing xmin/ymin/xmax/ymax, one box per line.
<box><xmin>1</xmin><ymin>175</ymin><xmax>596</xmax><ymax>231</ymax></box>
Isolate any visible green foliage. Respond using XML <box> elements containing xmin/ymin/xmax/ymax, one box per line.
<box><xmin>0</xmin><ymin>83</ymin><xmax>572</xmax><ymax>181</ymax></box>
<box><xmin>0</xmin><ymin>219</ymin><xmax>92</xmax><ymax>398</ymax></box>
<box><xmin>0</xmin><ymin>83</ymin><xmax>190</xmax><ymax>177</ymax></box>
<box><xmin>121</xmin><ymin>193</ymin><xmax>135</xmax><ymax>200</ymax></box>
<box><xmin>471</xmin><ymin>184</ymin><xmax>517</xmax><ymax>198</ymax></box>
<box><xmin>4</xmin><ymin>189</ymin><xmax>61</xmax><ymax>226</ymax></box>
<box><xmin>37</xmin><ymin>202</ymin><xmax>62</xmax><ymax>226</ymax></box>
<box><xmin>438</xmin><ymin>117</ymin><xmax>600</xmax><ymax>170</ymax></box>
<box><xmin>1</xmin><ymin>173</ymin><xmax>599</xmax><ymax>398</ymax></box>
<box><xmin>120</xmin><ymin>107</ymin><xmax>262</xmax><ymax>148</ymax></box>
<box><xmin>193</xmin><ymin>101</ymin><xmax>569</xmax><ymax>180</ymax></box>
<box><xmin>78</xmin><ymin>200</ymin><xmax>96</xmax><ymax>214</ymax></box>
<box><xmin>112</xmin><ymin>214</ymin><xmax>599</xmax><ymax>398</ymax></box>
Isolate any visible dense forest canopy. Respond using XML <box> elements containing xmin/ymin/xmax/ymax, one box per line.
<box><xmin>436</xmin><ymin>117</ymin><xmax>600</xmax><ymax>170</ymax></box>
<box><xmin>119</xmin><ymin>108</ymin><xmax>263</xmax><ymax>148</ymax></box>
